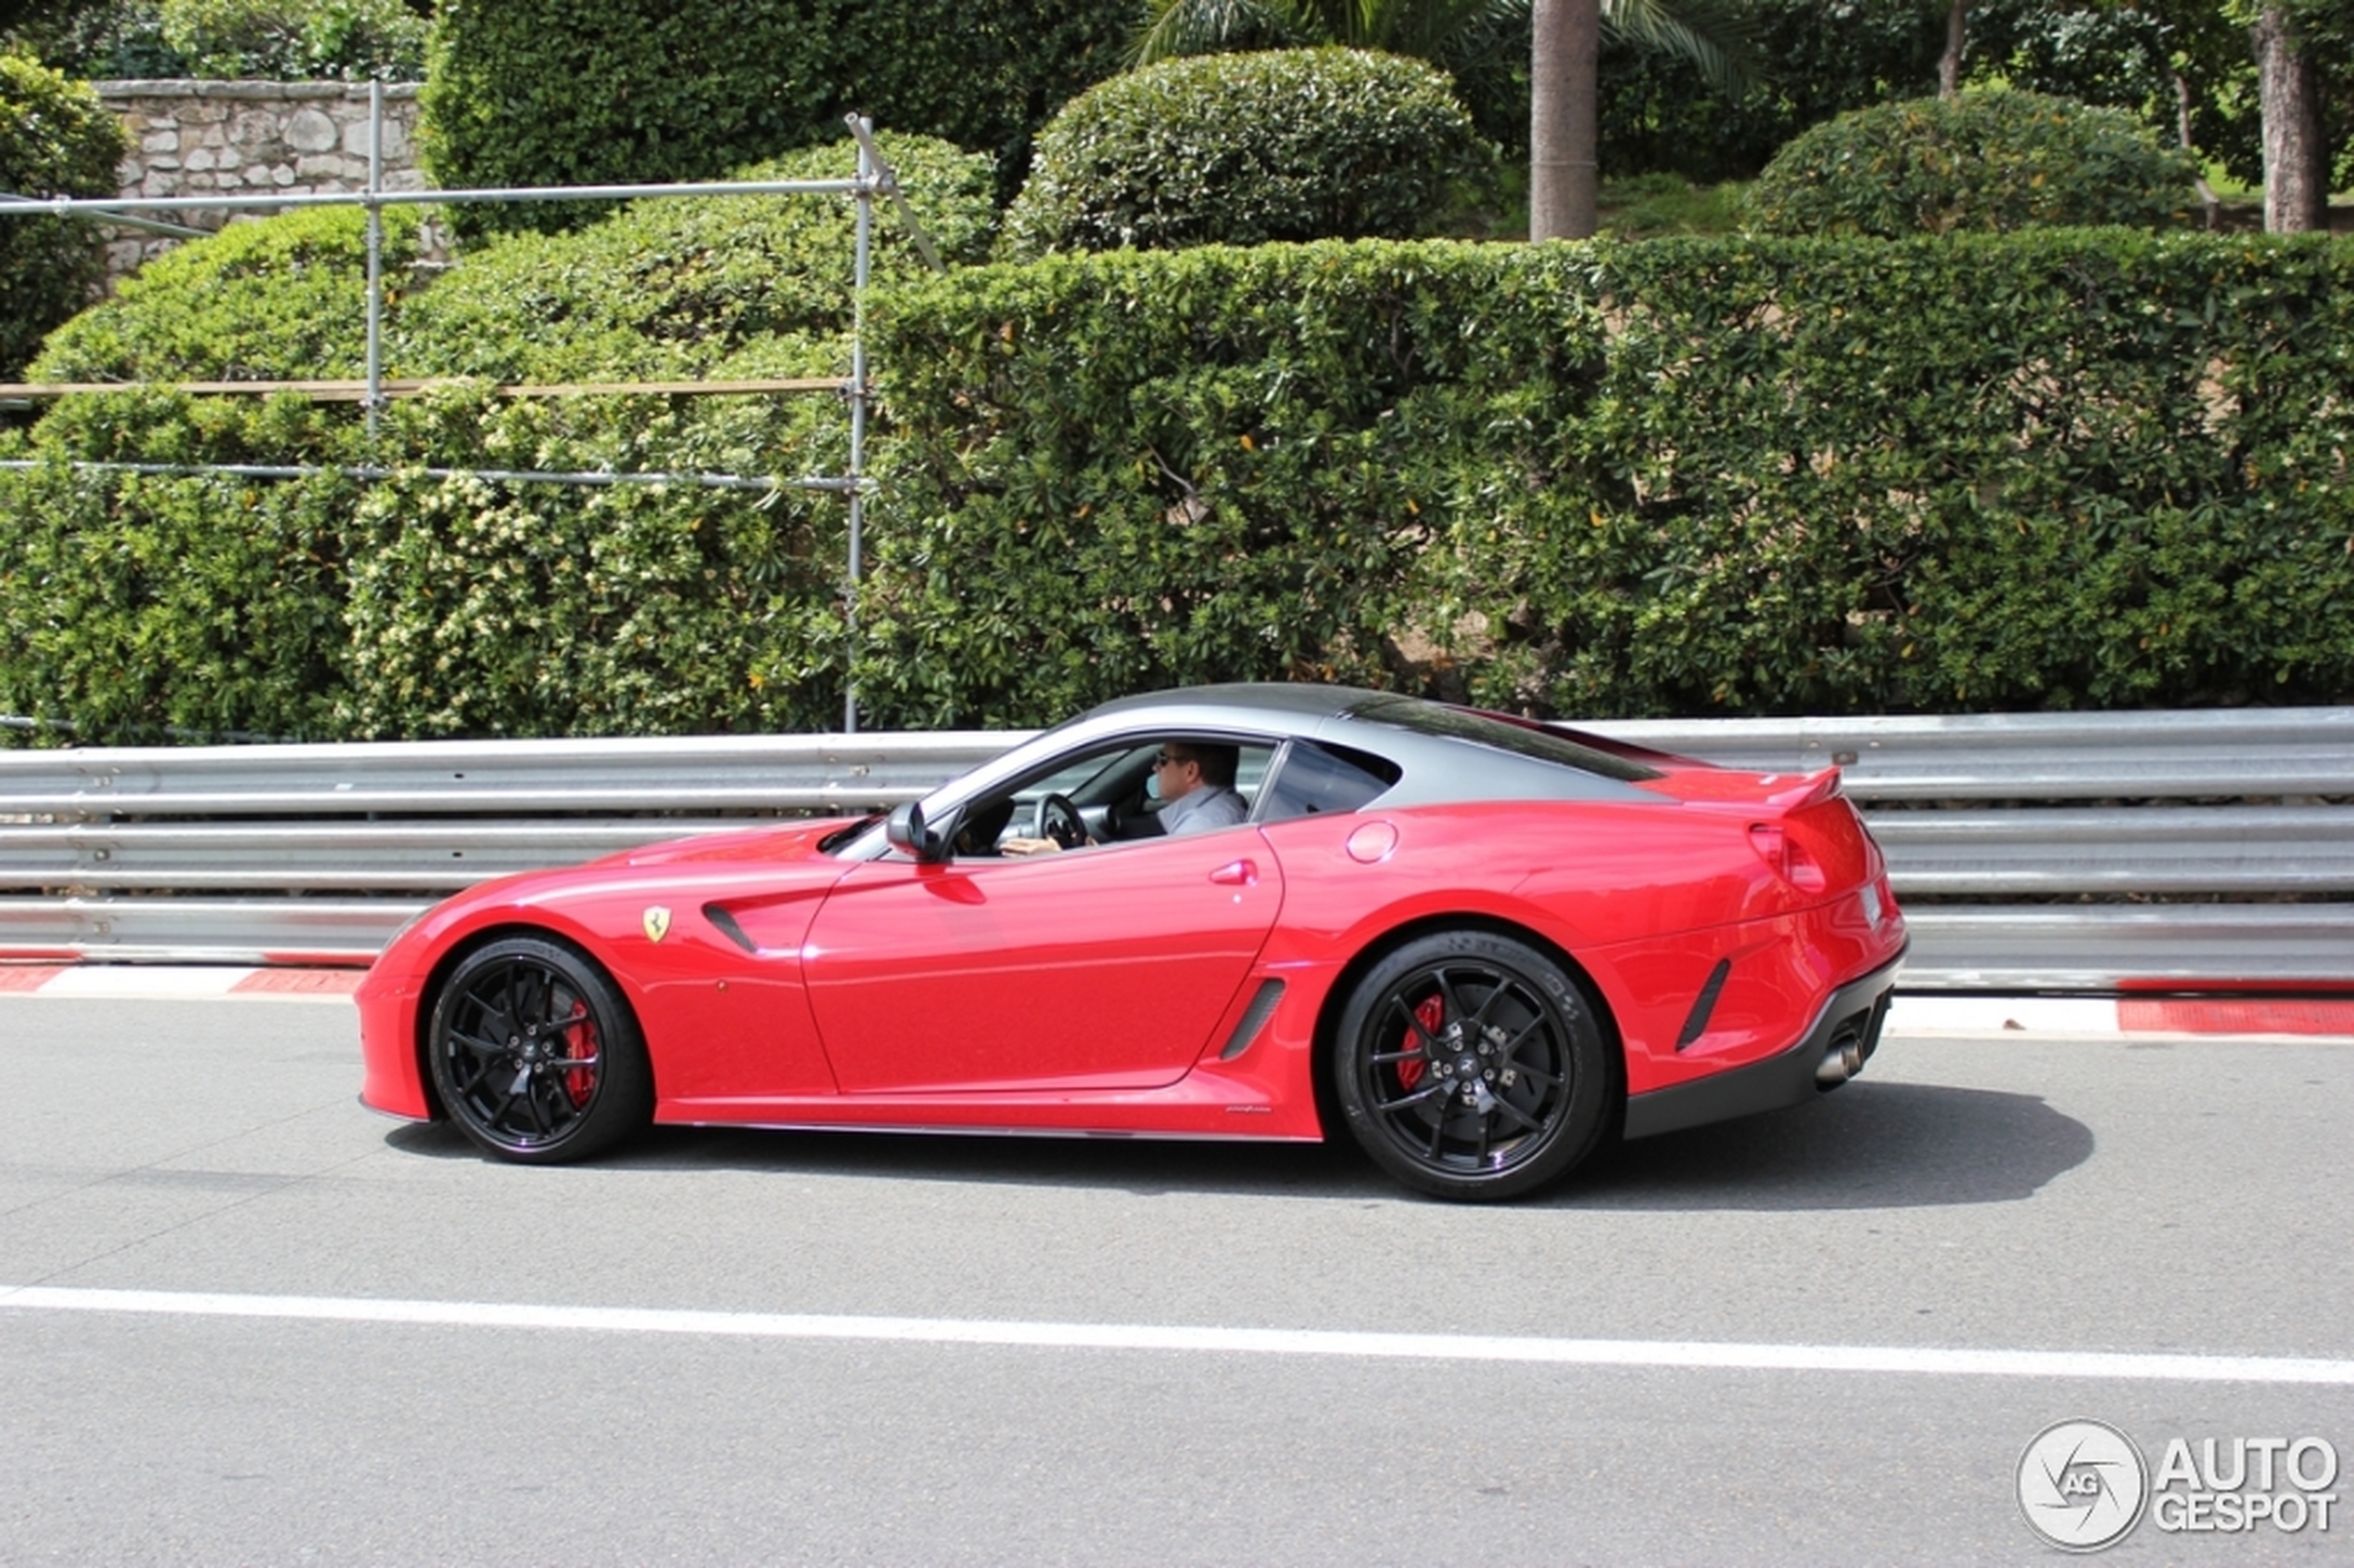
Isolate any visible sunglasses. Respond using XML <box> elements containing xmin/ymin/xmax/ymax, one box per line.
<box><xmin>1153</xmin><ymin>752</ymin><xmax>1193</xmax><ymax>769</ymax></box>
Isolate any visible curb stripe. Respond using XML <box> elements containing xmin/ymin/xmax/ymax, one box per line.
<box><xmin>2120</xmin><ymin>997</ymin><xmax>2354</xmax><ymax>1037</ymax></box>
<box><xmin>229</xmin><ymin>968</ymin><xmax>366</xmax><ymax>996</ymax></box>
<box><xmin>4</xmin><ymin>1286</ymin><xmax>2351</xmax><ymax>1385</ymax></box>
<box><xmin>0</xmin><ymin>965</ymin><xmax>66</xmax><ymax>993</ymax></box>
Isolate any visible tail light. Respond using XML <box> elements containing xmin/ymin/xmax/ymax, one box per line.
<box><xmin>1749</xmin><ymin>823</ymin><xmax>1829</xmax><ymax>893</ymax></box>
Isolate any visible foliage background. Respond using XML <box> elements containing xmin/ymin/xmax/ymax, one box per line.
<box><xmin>4</xmin><ymin>0</ymin><xmax>425</xmax><ymax>79</ymax></box>
<box><xmin>0</xmin><ymin>51</ymin><xmax>126</xmax><ymax>378</ymax></box>
<box><xmin>419</xmin><ymin>0</ymin><xmax>1138</xmax><ymax>236</ymax></box>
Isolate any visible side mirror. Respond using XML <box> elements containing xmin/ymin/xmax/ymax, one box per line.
<box><xmin>885</xmin><ymin>801</ymin><xmax>954</xmax><ymax>863</ymax></box>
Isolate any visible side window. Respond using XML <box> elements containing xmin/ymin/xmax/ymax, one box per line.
<box><xmin>966</xmin><ymin>739</ymin><xmax>1277</xmax><ymax>853</ymax></box>
<box><xmin>1257</xmin><ymin>740</ymin><xmax>1400</xmax><ymax>823</ymax></box>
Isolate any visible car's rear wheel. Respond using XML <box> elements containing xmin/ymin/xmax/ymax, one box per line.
<box><xmin>1334</xmin><ymin>930</ymin><xmax>1612</xmax><ymax>1201</ymax></box>
<box><xmin>427</xmin><ymin>935</ymin><xmax>652</xmax><ymax>1164</ymax></box>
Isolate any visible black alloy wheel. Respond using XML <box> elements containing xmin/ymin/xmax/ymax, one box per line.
<box><xmin>1334</xmin><ymin>930</ymin><xmax>1612</xmax><ymax>1201</ymax></box>
<box><xmin>427</xmin><ymin>935</ymin><xmax>652</xmax><ymax>1163</ymax></box>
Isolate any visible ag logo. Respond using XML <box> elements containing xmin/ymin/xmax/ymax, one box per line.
<box><xmin>642</xmin><ymin>905</ymin><xmax>672</xmax><ymax>943</ymax></box>
<box><xmin>2019</xmin><ymin>1419</ymin><xmax>2148</xmax><ymax>1552</ymax></box>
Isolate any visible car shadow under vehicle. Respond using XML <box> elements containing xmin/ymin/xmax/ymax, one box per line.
<box><xmin>1562</xmin><ymin>1080</ymin><xmax>2092</xmax><ymax>1211</ymax></box>
<box><xmin>384</xmin><ymin>1079</ymin><xmax>2090</xmax><ymax>1211</ymax></box>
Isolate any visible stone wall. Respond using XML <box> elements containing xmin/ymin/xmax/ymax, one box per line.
<box><xmin>92</xmin><ymin>80</ymin><xmax>426</xmax><ymax>278</ymax></box>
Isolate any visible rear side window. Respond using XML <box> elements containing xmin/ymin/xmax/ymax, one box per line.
<box><xmin>1258</xmin><ymin>741</ymin><xmax>1401</xmax><ymax>822</ymax></box>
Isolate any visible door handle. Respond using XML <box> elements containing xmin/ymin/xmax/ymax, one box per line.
<box><xmin>1209</xmin><ymin>859</ymin><xmax>1259</xmax><ymax>887</ymax></box>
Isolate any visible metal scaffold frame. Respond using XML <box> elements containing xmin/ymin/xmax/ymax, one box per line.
<box><xmin>0</xmin><ymin>95</ymin><xmax>939</xmax><ymax>733</ymax></box>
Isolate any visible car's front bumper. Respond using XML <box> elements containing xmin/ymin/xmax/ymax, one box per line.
<box><xmin>1620</xmin><ymin>948</ymin><xmax>1905</xmax><ymax>1141</ymax></box>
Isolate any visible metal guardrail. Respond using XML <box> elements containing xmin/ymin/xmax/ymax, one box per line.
<box><xmin>3</xmin><ymin>709</ymin><xmax>2348</xmax><ymax>989</ymax></box>
<box><xmin>1595</xmin><ymin>707</ymin><xmax>2354</xmax><ymax>800</ymax></box>
<box><xmin>0</xmin><ymin>732</ymin><xmax>1010</xmax><ymax>816</ymax></box>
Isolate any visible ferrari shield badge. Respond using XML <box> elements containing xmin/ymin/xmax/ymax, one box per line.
<box><xmin>642</xmin><ymin>905</ymin><xmax>672</xmax><ymax>943</ymax></box>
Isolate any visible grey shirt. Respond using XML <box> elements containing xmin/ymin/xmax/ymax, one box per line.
<box><xmin>1158</xmin><ymin>785</ymin><xmax>1248</xmax><ymax>836</ymax></box>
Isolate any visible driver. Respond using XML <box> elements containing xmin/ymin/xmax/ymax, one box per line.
<box><xmin>1004</xmin><ymin>741</ymin><xmax>1247</xmax><ymax>855</ymax></box>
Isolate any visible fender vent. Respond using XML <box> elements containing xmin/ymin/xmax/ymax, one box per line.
<box><xmin>1220</xmin><ymin>979</ymin><xmax>1286</xmax><ymax>1061</ymax></box>
<box><xmin>702</xmin><ymin>904</ymin><xmax>755</xmax><ymax>954</ymax></box>
<box><xmin>1676</xmin><ymin>959</ymin><xmax>1732</xmax><ymax>1050</ymax></box>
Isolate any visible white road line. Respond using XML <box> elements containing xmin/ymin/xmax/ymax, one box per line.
<box><xmin>4</xmin><ymin>1284</ymin><xmax>2350</xmax><ymax>1385</ymax></box>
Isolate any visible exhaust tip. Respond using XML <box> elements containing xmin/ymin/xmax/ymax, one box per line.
<box><xmin>1816</xmin><ymin>1038</ymin><xmax>1866</xmax><ymax>1088</ymax></box>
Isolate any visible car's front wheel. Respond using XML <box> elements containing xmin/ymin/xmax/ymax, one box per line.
<box><xmin>427</xmin><ymin>935</ymin><xmax>652</xmax><ymax>1163</ymax></box>
<box><xmin>1334</xmin><ymin>930</ymin><xmax>1613</xmax><ymax>1201</ymax></box>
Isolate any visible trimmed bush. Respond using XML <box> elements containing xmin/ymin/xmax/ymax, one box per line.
<box><xmin>6</xmin><ymin>206</ymin><xmax>415</xmax><ymax>740</ymax></box>
<box><xmin>0</xmin><ymin>134</ymin><xmax>994</xmax><ymax>741</ymax></box>
<box><xmin>0</xmin><ymin>52</ymin><xmax>126</xmax><ymax>379</ymax></box>
<box><xmin>334</xmin><ymin>390</ymin><xmax>852</xmax><ymax>740</ymax></box>
<box><xmin>0</xmin><ymin>447</ymin><xmax>363</xmax><ymax>741</ymax></box>
<box><xmin>420</xmin><ymin>0</ymin><xmax>1136</xmax><ymax>239</ymax></box>
<box><xmin>1745</xmin><ymin>89</ymin><xmax>2198</xmax><ymax>238</ymax></box>
<box><xmin>1000</xmin><ymin>49</ymin><xmax>1496</xmax><ymax>259</ymax></box>
<box><xmin>34</xmin><ymin>203</ymin><xmax>427</xmax><ymax>384</ymax></box>
<box><xmin>332</xmin><ymin>134</ymin><xmax>995</xmax><ymax>738</ymax></box>
<box><xmin>389</xmin><ymin>136</ymin><xmax>997</xmax><ymax>382</ymax></box>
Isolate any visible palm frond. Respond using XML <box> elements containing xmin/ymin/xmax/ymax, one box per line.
<box><xmin>1137</xmin><ymin>0</ymin><xmax>1763</xmax><ymax>94</ymax></box>
<box><xmin>1133</xmin><ymin>0</ymin><xmax>1296</xmax><ymax>65</ymax></box>
<box><xmin>1601</xmin><ymin>0</ymin><xmax>1761</xmax><ymax>94</ymax></box>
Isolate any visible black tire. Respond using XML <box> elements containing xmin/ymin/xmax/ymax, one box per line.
<box><xmin>1333</xmin><ymin>930</ymin><xmax>1614</xmax><ymax>1201</ymax></box>
<box><xmin>427</xmin><ymin>935</ymin><xmax>652</xmax><ymax>1164</ymax></box>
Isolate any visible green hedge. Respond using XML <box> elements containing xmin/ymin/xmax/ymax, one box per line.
<box><xmin>420</xmin><ymin>0</ymin><xmax>1137</xmax><ymax>238</ymax></box>
<box><xmin>864</xmin><ymin>234</ymin><xmax>2354</xmax><ymax>726</ymax></box>
<box><xmin>0</xmin><ymin>52</ymin><xmax>126</xmax><ymax>380</ymax></box>
<box><xmin>6</xmin><ymin>225</ymin><xmax>2349</xmax><ymax>740</ymax></box>
<box><xmin>1001</xmin><ymin>48</ymin><xmax>1495</xmax><ymax>259</ymax></box>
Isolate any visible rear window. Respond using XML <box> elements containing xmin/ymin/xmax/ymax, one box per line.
<box><xmin>1259</xmin><ymin>740</ymin><xmax>1400</xmax><ymax>822</ymax></box>
<box><xmin>1347</xmin><ymin>697</ymin><xmax>1662</xmax><ymax>782</ymax></box>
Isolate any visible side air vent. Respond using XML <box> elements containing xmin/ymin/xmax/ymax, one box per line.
<box><xmin>1220</xmin><ymin>979</ymin><xmax>1286</xmax><ymax>1061</ymax></box>
<box><xmin>1675</xmin><ymin>959</ymin><xmax>1732</xmax><ymax>1050</ymax></box>
<box><xmin>702</xmin><ymin>904</ymin><xmax>756</xmax><ymax>954</ymax></box>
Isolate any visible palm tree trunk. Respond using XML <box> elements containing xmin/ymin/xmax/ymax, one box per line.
<box><xmin>2255</xmin><ymin>7</ymin><xmax>2325</xmax><ymax>234</ymax></box>
<box><xmin>2173</xmin><ymin>70</ymin><xmax>2221</xmax><ymax>229</ymax></box>
<box><xmin>1531</xmin><ymin>0</ymin><xmax>1600</xmax><ymax>240</ymax></box>
<box><xmin>1938</xmin><ymin>0</ymin><xmax>1966</xmax><ymax>98</ymax></box>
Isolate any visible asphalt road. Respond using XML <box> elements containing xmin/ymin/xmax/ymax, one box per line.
<box><xmin>2</xmin><ymin>995</ymin><xmax>2349</xmax><ymax>1566</ymax></box>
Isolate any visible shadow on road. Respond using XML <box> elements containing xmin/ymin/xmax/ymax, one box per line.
<box><xmin>387</xmin><ymin>1076</ymin><xmax>2090</xmax><ymax>1211</ymax></box>
<box><xmin>1558</xmin><ymin>1081</ymin><xmax>2092</xmax><ymax>1211</ymax></box>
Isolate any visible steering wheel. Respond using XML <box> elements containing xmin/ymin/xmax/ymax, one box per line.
<box><xmin>1033</xmin><ymin>792</ymin><xmax>1087</xmax><ymax>850</ymax></box>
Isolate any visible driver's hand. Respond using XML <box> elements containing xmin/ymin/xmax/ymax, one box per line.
<box><xmin>1001</xmin><ymin>837</ymin><xmax>1063</xmax><ymax>857</ymax></box>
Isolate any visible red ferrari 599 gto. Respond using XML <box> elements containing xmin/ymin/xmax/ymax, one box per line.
<box><xmin>357</xmin><ymin>685</ymin><xmax>1906</xmax><ymax>1200</ymax></box>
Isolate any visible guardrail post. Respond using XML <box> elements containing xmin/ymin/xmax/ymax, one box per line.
<box><xmin>844</xmin><ymin>116</ymin><xmax>874</xmax><ymax>735</ymax></box>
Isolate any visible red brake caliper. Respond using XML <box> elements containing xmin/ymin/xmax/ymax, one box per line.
<box><xmin>1397</xmin><ymin>994</ymin><xmax>1445</xmax><ymax>1091</ymax></box>
<box><xmin>562</xmin><ymin>998</ymin><xmax>597</xmax><ymax>1106</ymax></box>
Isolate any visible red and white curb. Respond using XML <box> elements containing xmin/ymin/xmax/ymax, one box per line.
<box><xmin>1886</xmin><ymin>993</ymin><xmax>2354</xmax><ymax>1038</ymax></box>
<box><xmin>0</xmin><ymin>964</ymin><xmax>362</xmax><ymax>1002</ymax></box>
<box><xmin>4</xmin><ymin>962</ymin><xmax>2351</xmax><ymax>1036</ymax></box>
